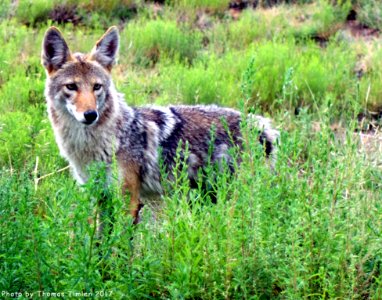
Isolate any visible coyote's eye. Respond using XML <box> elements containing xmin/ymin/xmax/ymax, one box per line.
<box><xmin>93</xmin><ymin>84</ymin><xmax>102</xmax><ymax>91</ymax></box>
<box><xmin>66</xmin><ymin>83</ymin><xmax>78</xmax><ymax>91</ymax></box>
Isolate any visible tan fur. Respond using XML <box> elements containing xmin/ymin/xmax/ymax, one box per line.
<box><xmin>76</xmin><ymin>91</ymin><xmax>97</xmax><ymax>113</ymax></box>
<box><xmin>120</xmin><ymin>160</ymin><xmax>141</xmax><ymax>221</ymax></box>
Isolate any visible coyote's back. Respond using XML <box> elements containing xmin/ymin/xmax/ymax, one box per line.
<box><xmin>41</xmin><ymin>26</ymin><xmax>278</xmax><ymax>223</ymax></box>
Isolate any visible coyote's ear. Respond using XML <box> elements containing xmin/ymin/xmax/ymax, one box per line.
<box><xmin>42</xmin><ymin>27</ymin><xmax>71</xmax><ymax>74</ymax></box>
<box><xmin>90</xmin><ymin>26</ymin><xmax>119</xmax><ymax>71</ymax></box>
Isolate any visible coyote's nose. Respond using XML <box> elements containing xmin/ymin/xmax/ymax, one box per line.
<box><xmin>83</xmin><ymin>110</ymin><xmax>98</xmax><ymax>124</ymax></box>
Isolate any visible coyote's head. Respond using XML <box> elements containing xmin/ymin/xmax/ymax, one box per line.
<box><xmin>42</xmin><ymin>26</ymin><xmax>119</xmax><ymax>125</ymax></box>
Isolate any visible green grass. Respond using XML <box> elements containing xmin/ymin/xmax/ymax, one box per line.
<box><xmin>166</xmin><ymin>0</ymin><xmax>230</xmax><ymax>14</ymax></box>
<box><xmin>1</xmin><ymin>0</ymin><xmax>382</xmax><ymax>298</ymax></box>
<box><xmin>209</xmin><ymin>1</ymin><xmax>351</xmax><ymax>50</ymax></box>
<box><xmin>123</xmin><ymin>18</ymin><xmax>201</xmax><ymax>66</ymax></box>
<box><xmin>1</xmin><ymin>111</ymin><xmax>381</xmax><ymax>298</ymax></box>
<box><xmin>357</xmin><ymin>0</ymin><xmax>382</xmax><ymax>31</ymax></box>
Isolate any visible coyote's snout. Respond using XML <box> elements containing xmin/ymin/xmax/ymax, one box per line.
<box><xmin>63</xmin><ymin>82</ymin><xmax>99</xmax><ymax>125</ymax></box>
<box><xmin>42</xmin><ymin>26</ymin><xmax>279</xmax><ymax>224</ymax></box>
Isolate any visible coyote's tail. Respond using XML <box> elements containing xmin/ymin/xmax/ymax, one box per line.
<box><xmin>247</xmin><ymin>114</ymin><xmax>280</xmax><ymax>168</ymax></box>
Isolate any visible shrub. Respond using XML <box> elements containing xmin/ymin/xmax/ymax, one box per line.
<box><xmin>356</xmin><ymin>0</ymin><xmax>382</xmax><ymax>31</ymax></box>
<box><xmin>3</xmin><ymin>112</ymin><xmax>381</xmax><ymax>298</ymax></box>
<box><xmin>167</xmin><ymin>0</ymin><xmax>230</xmax><ymax>14</ymax></box>
<box><xmin>123</xmin><ymin>19</ymin><xmax>201</xmax><ymax>66</ymax></box>
<box><xmin>209</xmin><ymin>9</ymin><xmax>269</xmax><ymax>51</ymax></box>
<box><xmin>13</xmin><ymin>0</ymin><xmax>139</xmax><ymax>27</ymax></box>
<box><xmin>210</xmin><ymin>1</ymin><xmax>351</xmax><ymax>51</ymax></box>
<box><xmin>0</xmin><ymin>21</ymin><xmax>31</xmax><ymax>84</ymax></box>
<box><xmin>76</xmin><ymin>0</ymin><xmax>138</xmax><ymax>28</ymax></box>
<box><xmin>152</xmin><ymin>39</ymin><xmax>358</xmax><ymax>113</ymax></box>
<box><xmin>15</xmin><ymin>0</ymin><xmax>54</xmax><ymax>26</ymax></box>
<box><xmin>237</xmin><ymin>39</ymin><xmax>357</xmax><ymax>112</ymax></box>
<box><xmin>155</xmin><ymin>48</ymin><xmax>264</xmax><ymax>106</ymax></box>
<box><xmin>77</xmin><ymin>0</ymin><xmax>137</xmax><ymax>14</ymax></box>
<box><xmin>0</xmin><ymin>0</ymin><xmax>12</xmax><ymax>19</ymax></box>
<box><xmin>0</xmin><ymin>60</ymin><xmax>45</xmax><ymax>114</ymax></box>
<box><xmin>0</xmin><ymin>110</ymin><xmax>41</xmax><ymax>170</ymax></box>
<box><xmin>293</xmin><ymin>0</ymin><xmax>351</xmax><ymax>39</ymax></box>
<box><xmin>251</xmin><ymin>42</ymin><xmax>295</xmax><ymax>108</ymax></box>
<box><xmin>158</xmin><ymin>58</ymin><xmax>233</xmax><ymax>105</ymax></box>
<box><xmin>294</xmin><ymin>40</ymin><xmax>357</xmax><ymax>108</ymax></box>
<box><xmin>0</xmin><ymin>108</ymin><xmax>61</xmax><ymax>173</ymax></box>
<box><xmin>358</xmin><ymin>43</ymin><xmax>382</xmax><ymax>110</ymax></box>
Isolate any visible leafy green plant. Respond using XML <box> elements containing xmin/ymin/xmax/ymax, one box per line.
<box><xmin>167</xmin><ymin>0</ymin><xmax>230</xmax><ymax>14</ymax></box>
<box><xmin>15</xmin><ymin>0</ymin><xmax>54</xmax><ymax>26</ymax></box>
<box><xmin>357</xmin><ymin>42</ymin><xmax>382</xmax><ymax>111</ymax></box>
<box><xmin>357</xmin><ymin>0</ymin><xmax>382</xmax><ymax>31</ymax></box>
<box><xmin>77</xmin><ymin>0</ymin><xmax>137</xmax><ymax>14</ymax></box>
<box><xmin>2</xmin><ymin>109</ymin><xmax>381</xmax><ymax>297</ymax></box>
<box><xmin>158</xmin><ymin>59</ymin><xmax>232</xmax><ymax>105</ymax></box>
<box><xmin>123</xmin><ymin>19</ymin><xmax>201</xmax><ymax>66</ymax></box>
<box><xmin>0</xmin><ymin>0</ymin><xmax>12</xmax><ymax>19</ymax></box>
<box><xmin>211</xmin><ymin>1</ymin><xmax>351</xmax><ymax>51</ymax></box>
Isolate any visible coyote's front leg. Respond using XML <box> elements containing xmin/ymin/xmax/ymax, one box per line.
<box><xmin>121</xmin><ymin>161</ymin><xmax>142</xmax><ymax>224</ymax></box>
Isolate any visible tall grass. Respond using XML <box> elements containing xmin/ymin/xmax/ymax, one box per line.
<box><xmin>358</xmin><ymin>42</ymin><xmax>382</xmax><ymax>111</ymax></box>
<box><xmin>166</xmin><ymin>0</ymin><xmax>230</xmax><ymax>14</ymax></box>
<box><xmin>210</xmin><ymin>1</ymin><xmax>351</xmax><ymax>51</ymax></box>
<box><xmin>123</xmin><ymin>19</ymin><xmax>201</xmax><ymax>66</ymax></box>
<box><xmin>357</xmin><ymin>0</ymin><xmax>382</xmax><ymax>31</ymax></box>
<box><xmin>11</xmin><ymin>0</ymin><xmax>138</xmax><ymax>26</ymax></box>
<box><xmin>153</xmin><ymin>39</ymin><xmax>358</xmax><ymax>112</ymax></box>
<box><xmin>1</xmin><ymin>108</ymin><xmax>381</xmax><ymax>297</ymax></box>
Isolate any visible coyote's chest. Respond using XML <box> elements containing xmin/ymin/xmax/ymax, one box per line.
<box><xmin>52</xmin><ymin>114</ymin><xmax>119</xmax><ymax>183</ymax></box>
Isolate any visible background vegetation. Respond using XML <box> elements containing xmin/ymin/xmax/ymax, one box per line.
<box><xmin>0</xmin><ymin>0</ymin><xmax>381</xmax><ymax>298</ymax></box>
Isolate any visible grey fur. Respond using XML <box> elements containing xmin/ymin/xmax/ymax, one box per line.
<box><xmin>42</xmin><ymin>26</ymin><xmax>279</xmax><ymax>216</ymax></box>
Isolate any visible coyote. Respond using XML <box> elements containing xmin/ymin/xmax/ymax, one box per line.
<box><xmin>41</xmin><ymin>26</ymin><xmax>278</xmax><ymax>223</ymax></box>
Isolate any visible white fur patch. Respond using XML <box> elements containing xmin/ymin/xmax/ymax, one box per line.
<box><xmin>247</xmin><ymin>114</ymin><xmax>279</xmax><ymax>143</ymax></box>
<box><xmin>247</xmin><ymin>113</ymin><xmax>280</xmax><ymax>169</ymax></box>
<box><xmin>145</xmin><ymin>105</ymin><xmax>178</xmax><ymax>140</ymax></box>
<box><xmin>66</xmin><ymin>102</ymin><xmax>86</xmax><ymax>123</ymax></box>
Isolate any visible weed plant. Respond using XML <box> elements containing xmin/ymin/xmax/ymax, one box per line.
<box><xmin>358</xmin><ymin>42</ymin><xmax>382</xmax><ymax>111</ymax></box>
<box><xmin>1</xmin><ymin>106</ymin><xmax>381</xmax><ymax>298</ymax></box>
<box><xmin>9</xmin><ymin>0</ymin><xmax>138</xmax><ymax>27</ymax></box>
<box><xmin>123</xmin><ymin>19</ymin><xmax>201</xmax><ymax>66</ymax></box>
<box><xmin>357</xmin><ymin>0</ymin><xmax>382</xmax><ymax>31</ymax></box>
<box><xmin>210</xmin><ymin>1</ymin><xmax>351</xmax><ymax>50</ymax></box>
<box><xmin>154</xmin><ymin>39</ymin><xmax>358</xmax><ymax>111</ymax></box>
<box><xmin>166</xmin><ymin>0</ymin><xmax>230</xmax><ymax>14</ymax></box>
